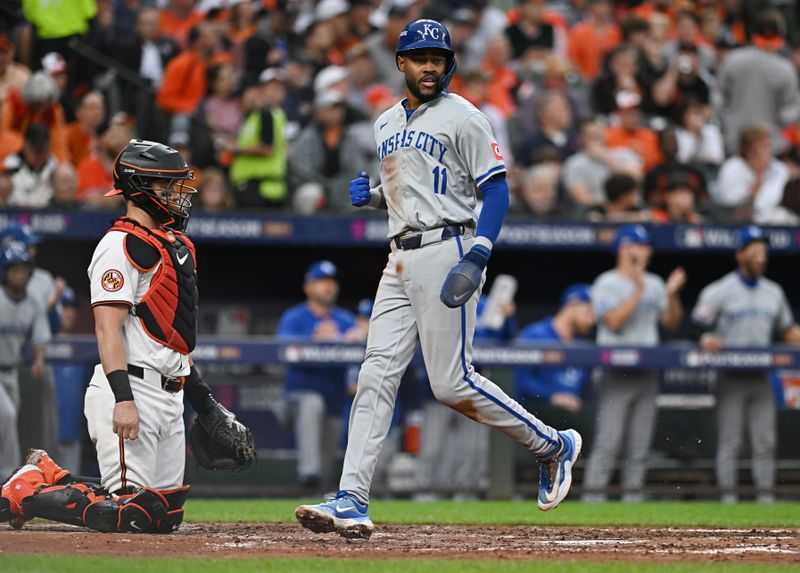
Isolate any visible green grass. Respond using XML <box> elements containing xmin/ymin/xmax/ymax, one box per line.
<box><xmin>184</xmin><ymin>498</ymin><xmax>800</xmax><ymax>528</ymax></box>
<box><xmin>2</xmin><ymin>556</ymin><xmax>800</xmax><ymax>573</ymax></box>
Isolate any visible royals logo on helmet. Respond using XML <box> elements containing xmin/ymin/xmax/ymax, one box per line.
<box><xmin>417</xmin><ymin>23</ymin><xmax>444</xmax><ymax>41</ymax></box>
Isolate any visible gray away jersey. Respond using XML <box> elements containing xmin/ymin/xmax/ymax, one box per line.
<box><xmin>592</xmin><ymin>270</ymin><xmax>667</xmax><ymax>346</ymax></box>
<box><xmin>0</xmin><ymin>288</ymin><xmax>51</xmax><ymax>366</ymax></box>
<box><xmin>373</xmin><ymin>93</ymin><xmax>506</xmax><ymax>238</ymax></box>
<box><xmin>691</xmin><ymin>271</ymin><xmax>793</xmax><ymax>347</ymax></box>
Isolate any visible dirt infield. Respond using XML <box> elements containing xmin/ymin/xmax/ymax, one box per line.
<box><xmin>2</xmin><ymin>523</ymin><xmax>799</xmax><ymax>563</ymax></box>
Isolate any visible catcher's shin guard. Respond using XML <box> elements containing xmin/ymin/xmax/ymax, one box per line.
<box><xmin>85</xmin><ymin>488</ymin><xmax>170</xmax><ymax>533</ymax></box>
<box><xmin>22</xmin><ymin>482</ymin><xmax>101</xmax><ymax>527</ymax></box>
<box><xmin>155</xmin><ymin>485</ymin><xmax>191</xmax><ymax>533</ymax></box>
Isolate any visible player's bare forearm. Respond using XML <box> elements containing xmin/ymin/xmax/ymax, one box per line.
<box><xmin>660</xmin><ymin>294</ymin><xmax>683</xmax><ymax>331</ymax></box>
<box><xmin>31</xmin><ymin>345</ymin><xmax>46</xmax><ymax>379</ymax></box>
<box><xmin>93</xmin><ymin>304</ymin><xmax>130</xmax><ymax>374</ymax></box>
<box><xmin>783</xmin><ymin>324</ymin><xmax>800</xmax><ymax>344</ymax></box>
<box><xmin>603</xmin><ymin>286</ymin><xmax>643</xmax><ymax>332</ymax></box>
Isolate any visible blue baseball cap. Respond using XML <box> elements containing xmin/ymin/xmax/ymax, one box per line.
<box><xmin>735</xmin><ymin>225</ymin><xmax>769</xmax><ymax>251</ymax></box>
<box><xmin>0</xmin><ymin>222</ymin><xmax>40</xmax><ymax>247</ymax></box>
<box><xmin>304</xmin><ymin>260</ymin><xmax>338</xmax><ymax>282</ymax></box>
<box><xmin>613</xmin><ymin>224</ymin><xmax>650</xmax><ymax>251</ymax></box>
<box><xmin>560</xmin><ymin>283</ymin><xmax>592</xmax><ymax>308</ymax></box>
<box><xmin>357</xmin><ymin>298</ymin><xmax>374</xmax><ymax>318</ymax></box>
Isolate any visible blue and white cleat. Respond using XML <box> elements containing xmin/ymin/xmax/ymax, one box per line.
<box><xmin>295</xmin><ymin>490</ymin><xmax>375</xmax><ymax>539</ymax></box>
<box><xmin>537</xmin><ymin>429</ymin><xmax>582</xmax><ymax>511</ymax></box>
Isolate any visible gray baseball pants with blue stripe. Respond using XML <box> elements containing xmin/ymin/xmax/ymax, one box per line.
<box><xmin>340</xmin><ymin>234</ymin><xmax>560</xmax><ymax>503</ymax></box>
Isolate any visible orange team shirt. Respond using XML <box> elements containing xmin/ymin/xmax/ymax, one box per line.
<box><xmin>567</xmin><ymin>21</ymin><xmax>621</xmax><ymax>81</ymax></box>
<box><xmin>156</xmin><ymin>51</ymin><xmax>207</xmax><ymax>115</ymax></box>
<box><xmin>76</xmin><ymin>154</ymin><xmax>112</xmax><ymax>200</ymax></box>
<box><xmin>158</xmin><ymin>10</ymin><xmax>205</xmax><ymax>47</ymax></box>
<box><xmin>1</xmin><ymin>90</ymin><xmax>68</xmax><ymax>161</ymax></box>
<box><xmin>605</xmin><ymin>126</ymin><xmax>663</xmax><ymax>171</ymax></box>
<box><xmin>64</xmin><ymin>122</ymin><xmax>94</xmax><ymax>167</ymax></box>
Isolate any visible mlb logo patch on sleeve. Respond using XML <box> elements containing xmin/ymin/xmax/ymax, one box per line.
<box><xmin>492</xmin><ymin>143</ymin><xmax>503</xmax><ymax>160</ymax></box>
<box><xmin>101</xmin><ymin>269</ymin><xmax>124</xmax><ymax>292</ymax></box>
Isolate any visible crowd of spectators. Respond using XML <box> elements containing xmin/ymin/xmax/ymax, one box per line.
<box><xmin>1</xmin><ymin>0</ymin><xmax>800</xmax><ymax>223</ymax></box>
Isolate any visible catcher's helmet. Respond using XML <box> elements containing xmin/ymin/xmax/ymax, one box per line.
<box><xmin>396</xmin><ymin>19</ymin><xmax>457</xmax><ymax>90</ymax></box>
<box><xmin>110</xmin><ymin>139</ymin><xmax>197</xmax><ymax>232</ymax></box>
<box><xmin>0</xmin><ymin>240</ymin><xmax>33</xmax><ymax>283</ymax></box>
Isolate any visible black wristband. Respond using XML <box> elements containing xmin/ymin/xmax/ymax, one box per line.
<box><xmin>184</xmin><ymin>364</ymin><xmax>214</xmax><ymax>414</ymax></box>
<box><xmin>107</xmin><ymin>370</ymin><xmax>134</xmax><ymax>403</ymax></box>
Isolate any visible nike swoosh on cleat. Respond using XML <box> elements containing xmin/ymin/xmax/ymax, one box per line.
<box><xmin>177</xmin><ymin>253</ymin><xmax>189</xmax><ymax>265</ymax></box>
<box><xmin>334</xmin><ymin>503</ymin><xmax>356</xmax><ymax>513</ymax></box>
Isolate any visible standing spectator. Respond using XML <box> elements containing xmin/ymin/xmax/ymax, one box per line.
<box><xmin>64</xmin><ymin>91</ymin><xmax>105</xmax><ymax>168</ymax></box>
<box><xmin>0</xmin><ymin>241</ymin><xmax>50</xmax><ymax>479</ymax></box>
<box><xmin>192</xmin><ymin>63</ymin><xmax>243</xmax><ymax>169</ymax></box>
<box><xmin>605</xmin><ymin>90</ymin><xmax>662</xmax><ymax>171</ymax></box>
<box><xmin>287</xmin><ymin>90</ymin><xmax>374</xmax><ymax>213</ymax></box>
<box><xmin>156</xmin><ymin>22</ymin><xmax>218</xmax><ymax>118</ymax></box>
<box><xmin>649</xmin><ymin>173</ymin><xmax>703</xmax><ymax>224</ymax></box>
<box><xmin>158</xmin><ymin>0</ymin><xmax>205</xmax><ymax>48</ymax></box>
<box><xmin>717</xmin><ymin>13</ymin><xmax>800</xmax><ymax>155</ymax></box>
<box><xmin>505</xmin><ymin>0</ymin><xmax>555</xmax><ymax>62</ymax></box>
<box><xmin>582</xmin><ymin>224</ymin><xmax>685</xmax><ymax>502</ymax></box>
<box><xmin>20</xmin><ymin>0</ymin><xmax>96</xmax><ymax>67</ymax></box>
<box><xmin>229</xmin><ymin>68</ymin><xmax>289</xmax><ymax>209</ymax></box>
<box><xmin>567</xmin><ymin>0</ymin><xmax>620</xmax><ymax>83</ymax></box>
<box><xmin>563</xmin><ymin>118</ymin><xmax>642</xmax><ymax>210</ymax></box>
<box><xmin>2</xmin><ymin>72</ymin><xmax>67</xmax><ymax>162</ymax></box>
<box><xmin>195</xmin><ymin>167</ymin><xmax>234</xmax><ymax>212</ymax></box>
<box><xmin>714</xmin><ymin>124</ymin><xmax>791</xmax><ymax>224</ymax></box>
<box><xmin>276</xmin><ymin>261</ymin><xmax>355</xmax><ymax>490</ymax></box>
<box><xmin>514</xmin><ymin>283</ymin><xmax>596</xmax><ymax>438</ymax></box>
<box><xmin>4</xmin><ymin>123</ymin><xmax>58</xmax><ymax>209</ymax></box>
<box><xmin>76</xmin><ymin>121</ymin><xmax>133</xmax><ymax>208</ymax></box>
<box><xmin>691</xmin><ymin>227</ymin><xmax>800</xmax><ymax>503</ymax></box>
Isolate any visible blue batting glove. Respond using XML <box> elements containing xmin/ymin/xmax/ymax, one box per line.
<box><xmin>349</xmin><ymin>170</ymin><xmax>371</xmax><ymax>207</ymax></box>
<box><xmin>440</xmin><ymin>245</ymin><xmax>491</xmax><ymax>308</ymax></box>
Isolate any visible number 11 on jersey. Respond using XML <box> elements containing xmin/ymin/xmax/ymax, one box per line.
<box><xmin>432</xmin><ymin>166</ymin><xmax>448</xmax><ymax>195</ymax></box>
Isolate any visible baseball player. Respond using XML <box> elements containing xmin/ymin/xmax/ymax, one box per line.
<box><xmin>1</xmin><ymin>140</ymin><xmax>253</xmax><ymax>533</ymax></box>
<box><xmin>581</xmin><ymin>225</ymin><xmax>686</xmax><ymax>503</ymax></box>
<box><xmin>0</xmin><ymin>241</ymin><xmax>51</xmax><ymax>480</ymax></box>
<box><xmin>691</xmin><ymin>226</ymin><xmax>800</xmax><ymax>503</ymax></box>
<box><xmin>296</xmin><ymin>19</ymin><xmax>581</xmax><ymax>539</ymax></box>
<box><xmin>276</xmin><ymin>261</ymin><xmax>356</xmax><ymax>490</ymax></box>
<box><xmin>514</xmin><ymin>284</ymin><xmax>596</xmax><ymax>428</ymax></box>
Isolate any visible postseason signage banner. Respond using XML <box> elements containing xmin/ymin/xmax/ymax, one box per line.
<box><xmin>2</xmin><ymin>211</ymin><xmax>798</xmax><ymax>252</ymax></box>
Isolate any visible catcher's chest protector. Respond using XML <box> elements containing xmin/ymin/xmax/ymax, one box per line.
<box><xmin>110</xmin><ymin>218</ymin><xmax>198</xmax><ymax>354</ymax></box>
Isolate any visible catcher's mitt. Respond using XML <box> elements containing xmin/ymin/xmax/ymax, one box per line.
<box><xmin>191</xmin><ymin>397</ymin><xmax>255</xmax><ymax>471</ymax></box>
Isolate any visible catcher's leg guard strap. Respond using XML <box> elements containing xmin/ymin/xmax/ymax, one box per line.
<box><xmin>22</xmin><ymin>483</ymin><xmax>101</xmax><ymax>527</ymax></box>
<box><xmin>85</xmin><ymin>488</ymin><xmax>170</xmax><ymax>533</ymax></box>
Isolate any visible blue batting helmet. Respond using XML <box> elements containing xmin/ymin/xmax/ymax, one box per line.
<box><xmin>0</xmin><ymin>240</ymin><xmax>33</xmax><ymax>283</ymax></box>
<box><xmin>396</xmin><ymin>19</ymin><xmax>457</xmax><ymax>90</ymax></box>
<box><xmin>0</xmin><ymin>221</ymin><xmax>40</xmax><ymax>247</ymax></box>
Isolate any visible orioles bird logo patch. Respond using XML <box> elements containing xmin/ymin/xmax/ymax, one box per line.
<box><xmin>101</xmin><ymin>269</ymin><xmax>124</xmax><ymax>292</ymax></box>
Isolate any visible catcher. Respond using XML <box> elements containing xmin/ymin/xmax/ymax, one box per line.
<box><xmin>0</xmin><ymin>139</ymin><xmax>254</xmax><ymax>533</ymax></box>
